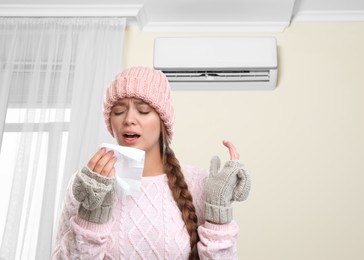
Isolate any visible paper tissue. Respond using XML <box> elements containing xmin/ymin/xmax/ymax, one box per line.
<box><xmin>101</xmin><ymin>143</ymin><xmax>145</xmax><ymax>198</ymax></box>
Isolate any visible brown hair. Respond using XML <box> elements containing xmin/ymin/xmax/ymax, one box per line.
<box><xmin>160</xmin><ymin>125</ymin><xmax>200</xmax><ymax>260</ymax></box>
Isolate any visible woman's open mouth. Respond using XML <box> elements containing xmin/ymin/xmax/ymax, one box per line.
<box><xmin>123</xmin><ymin>132</ymin><xmax>140</xmax><ymax>144</ymax></box>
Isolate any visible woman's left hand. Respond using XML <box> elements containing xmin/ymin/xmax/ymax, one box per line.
<box><xmin>204</xmin><ymin>140</ymin><xmax>251</xmax><ymax>224</ymax></box>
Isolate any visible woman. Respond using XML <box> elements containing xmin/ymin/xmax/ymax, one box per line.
<box><xmin>52</xmin><ymin>66</ymin><xmax>251</xmax><ymax>259</ymax></box>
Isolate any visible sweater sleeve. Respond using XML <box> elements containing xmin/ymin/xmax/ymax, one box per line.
<box><xmin>197</xmin><ymin>221</ymin><xmax>239</xmax><ymax>260</ymax></box>
<box><xmin>182</xmin><ymin>164</ymin><xmax>240</xmax><ymax>260</ymax></box>
<box><xmin>51</xmin><ymin>172</ymin><xmax>115</xmax><ymax>260</ymax></box>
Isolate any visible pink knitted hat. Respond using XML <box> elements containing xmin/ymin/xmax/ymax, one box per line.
<box><xmin>103</xmin><ymin>66</ymin><xmax>175</xmax><ymax>139</ymax></box>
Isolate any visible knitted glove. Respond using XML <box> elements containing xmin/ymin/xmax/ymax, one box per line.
<box><xmin>72</xmin><ymin>166</ymin><xmax>116</xmax><ymax>224</ymax></box>
<box><xmin>205</xmin><ymin>156</ymin><xmax>251</xmax><ymax>224</ymax></box>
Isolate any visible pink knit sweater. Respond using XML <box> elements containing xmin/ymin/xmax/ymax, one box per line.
<box><xmin>52</xmin><ymin>164</ymin><xmax>239</xmax><ymax>259</ymax></box>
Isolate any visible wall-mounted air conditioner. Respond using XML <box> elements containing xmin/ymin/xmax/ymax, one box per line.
<box><xmin>153</xmin><ymin>37</ymin><xmax>278</xmax><ymax>90</ymax></box>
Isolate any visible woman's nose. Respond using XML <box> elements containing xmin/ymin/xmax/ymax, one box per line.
<box><xmin>124</xmin><ymin>110</ymin><xmax>136</xmax><ymax>125</ymax></box>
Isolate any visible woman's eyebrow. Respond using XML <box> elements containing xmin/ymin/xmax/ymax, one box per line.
<box><xmin>112</xmin><ymin>101</ymin><xmax>127</xmax><ymax>107</ymax></box>
<box><xmin>112</xmin><ymin>99</ymin><xmax>150</xmax><ymax>108</ymax></box>
<box><xmin>134</xmin><ymin>100</ymin><xmax>150</xmax><ymax>107</ymax></box>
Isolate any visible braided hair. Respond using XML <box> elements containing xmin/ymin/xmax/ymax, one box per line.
<box><xmin>160</xmin><ymin>125</ymin><xmax>200</xmax><ymax>260</ymax></box>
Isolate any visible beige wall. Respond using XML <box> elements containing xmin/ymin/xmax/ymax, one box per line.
<box><xmin>123</xmin><ymin>22</ymin><xmax>364</xmax><ymax>260</ymax></box>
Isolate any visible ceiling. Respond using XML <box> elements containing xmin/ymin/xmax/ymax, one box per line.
<box><xmin>0</xmin><ymin>0</ymin><xmax>363</xmax><ymax>32</ymax></box>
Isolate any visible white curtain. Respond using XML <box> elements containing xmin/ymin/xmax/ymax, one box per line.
<box><xmin>0</xmin><ymin>17</ymin><xmax>125</xmax><ymax>260</ymax></box>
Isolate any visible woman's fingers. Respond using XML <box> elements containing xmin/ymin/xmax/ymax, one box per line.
<box><xmin>87</xmin><ymin>148</ymin><xmax>106</xmax><ymax>170</ymax></box>
<box><xmin>223</xmin><ymin>139</ymin><xmax>240</xmax><ymax>160</ymax></box>
<box><xmin>99</xmin><ymin>155</ymin><xmax>117</xmax><ymax>177</ymax></box>
<box><xmin>87</xmin><ymin>148</ymin><xmax>116</xmax><ymax>177</ymax></box>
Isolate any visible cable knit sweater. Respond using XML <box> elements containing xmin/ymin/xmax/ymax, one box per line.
<box><xmin>52</xmin><ymin>164</ymin><xmax>239</xmax><ymax>259</ymax></box>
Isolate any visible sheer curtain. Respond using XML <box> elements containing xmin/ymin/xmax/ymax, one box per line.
<box><xmin>0</xmin><ymin>17</ymin><xmax>125</xmax><ymax>260</ymax></box>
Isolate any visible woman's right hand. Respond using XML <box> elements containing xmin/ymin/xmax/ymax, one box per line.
<box><xmin>73</xmin><ymin>148</ymin><xmax>117</xmax><ymax>223</ymax></box>
<box><xmin>87</xmin><ymin>148</ymin><xmax>117</xmax><ymax>177</ymax></box>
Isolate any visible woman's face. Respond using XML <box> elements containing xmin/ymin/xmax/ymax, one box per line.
<box><xmin>110</xmin><ymin>98</ymin><xmax>161</xmax><ymax>156</ymax></box>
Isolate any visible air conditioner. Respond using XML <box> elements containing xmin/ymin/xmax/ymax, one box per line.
<box><xmin>153</xmin><ymin>37</ymin><xmax>278</xmax><ymax>90</ymax></box>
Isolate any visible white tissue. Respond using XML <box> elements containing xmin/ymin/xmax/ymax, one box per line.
<box><xmin>101</xmin><ymin>143</ymin><xmax>145</xmax><ymax>198</ymax></box>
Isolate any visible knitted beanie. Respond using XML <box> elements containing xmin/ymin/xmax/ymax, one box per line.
<box><xmin>103</xmin><ymin>66</ymin><xmax>175</xmax><ymax>139</ymax></box>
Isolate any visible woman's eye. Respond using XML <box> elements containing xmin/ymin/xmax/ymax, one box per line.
<box><xmin>139</xmin><ymin>110</ymin><xmax>150</xmax><ymax>115</ymax></box>
<box><xmin>113</xmin><ymin>110</ymin><xmax>125</xmax><ymax>116</ymax></box>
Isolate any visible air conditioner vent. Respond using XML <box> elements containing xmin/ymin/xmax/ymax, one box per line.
<box><xmin>163</xmin><ymin>70</ymin><xmax>270</xmax><ymax>82</ymax></box>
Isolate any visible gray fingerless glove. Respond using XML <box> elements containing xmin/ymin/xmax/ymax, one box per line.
<box><xmin>72</xmin><ymin>166</ymin><xmax>116</xmax><ymax>224</ymax></box>
<box><xmin>205</xmin><ymin>156</ymin><xmax>251</xmax><ymax>224</ymax></box>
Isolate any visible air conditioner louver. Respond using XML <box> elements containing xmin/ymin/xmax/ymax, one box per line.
<box><xmin>163</xmin><ymin>70</ymin><xmax>270</xmax><ymax>82</ymax></box>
